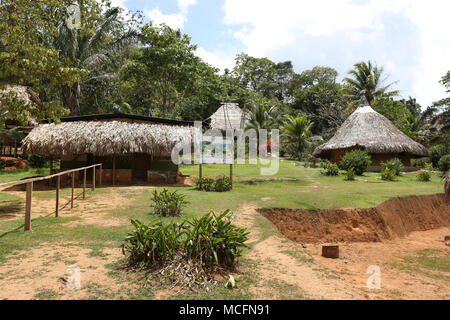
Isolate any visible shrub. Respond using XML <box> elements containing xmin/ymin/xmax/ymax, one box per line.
<box><xmin>438</xmin><ymin>154</ymin><xmax>450</xmax><ymax>172</ymax></box>
<box><xmin>416</xmin><ymin>171</ymin><xmax>431</xmax><ymax>182</ymax></box>
<box><xmin>0</xmin><ymin>160</ymin><xmax>5</xmax><ymax>170</ymax></box>
<box><xmin>411</xmin><ymin>157</ymin><xmax>430</xmax><ymax>168</ymax></box>
<box><xmin>339</xmin><ymin>150</ymin><xmax>371</xmax><ymax>175</ymax></box>
<box><xmin>123</xmin><ymin>210</ymin><xmax>249</xmax><ymax>269</ymax></box>
<box><xmin>27</xmin><ymin>154</ymin><xmax>48</xmax><ymax>168</ymax></box>
<box><xmin>429</xmin><ymin>145</ymin><xmax>447</xmax><ymax>168</ymax></box>
<box><xmin>380</xmin><ymin>168</ymin><xmax>396</xmax><ymax>181</ymax></box>
<box><xmin>150</xmin><ymin>189</ymin><xmax>189</xmax><ymax>217</ymax></box>
<box><xmin>381</xmin><ymin>158</ymin><xmax>404</xmax><ymax>176</ymax></box>
<box><xmin>196</xmin><ymin>176</ymin><xmax>232</xmax><ymax>192</ymax></box>
<box><xmin>344</xmin><ymin>168</ymin><xmax>356</xmax><ymax>181</ymax></box>
<box><xmin>321</xmin><ymin>162</ymin><xmax>339</xmax><ymax>176</ymax></box>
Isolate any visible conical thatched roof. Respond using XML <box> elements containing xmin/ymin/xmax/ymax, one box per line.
<box><xmin>313</xmin><ymin>97</ymin><xmax>428</xmax><ymax>158</ymax></box>
<box><xmin>22</xmin><ymin>120</ymin><xmax>199</xmax><ymax>157</ymax></box>
<box><xmin>210</xmin><ymin>102</ymin><xmax>247</xmax><ymax>130</ymax></box>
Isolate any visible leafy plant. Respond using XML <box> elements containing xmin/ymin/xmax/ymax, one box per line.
<box><xmin>429</xmin><ymin>144</ymin><xmax>448</xmax><ymax>168</ymax></box>
<box><xmin>416</xmin><ymin>171</ymin><xmax>431</xmax><ymax>182</ymax></box>
<box><xmin>411</xmin><ymin>157</ymin><xmax>430</xmax><ymax>168</ymax></box>
<box><xmin>381</xmin><ymin>158</ymin><xmax>404</xmax><ymax>176</ymax></box>
<box><xmin>380</xmin><ymin>168</ymin><xmax>396</xmax><ymax>181</ymax></box>
<box><xmin>0</xmin><ymin>160</ymin><xmax>5</xmax><ymax>171</ymax></box>
<box><xmin>344</xmin><ymin>168</ymin><xmax>356</xmax><ymax>181</ymax></box>
<box><xmin>150</xmin><ymin>189</ymin><xmax>189</xmax><ymax>217</ymax></box>
<box><xmin>438</xmin><ymin>154</ymin><xmax>450</xmax><ymax>172</ymax></box>
<box><xmin>27</xmin><ymin>154</ymin><xmax>48</xmax><ymax>168</ymax></box>
<box><xmin>196</xmin><ymin>176</ymin><xmax>232</xmax><ymax>192</ymax></box>
<box><xmin>123</xmin><ymin>210</ymin><xmax>249</xmax><ymax>270</ymax></box>
<box><xmin>339</xmin><ymin>150</ymin><xmax>372</xmax><ymax>175</ymax></box>
<box><xmin>321</xmin><ymin>162</ymin><xmax>339</xmax><ymax>176</ymax></box>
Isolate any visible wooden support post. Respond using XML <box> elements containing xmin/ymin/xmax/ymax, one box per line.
<box><xmin>55</xmin><ymin>175</ymin><xmax>60</xmax><ymax>217</ymax></box>
<box><xmin>230</xmin><ymin>164</ymin><xmax>233</xmax><ymax>189</ymax></box>
<box><xmin>199</xmin><ymin>164</ymin><xmax>203</xmax><ymax>180</ymax></box>
<box><xmin>83</xmin><ymin>169</ymin><xmax>86</xmax><ymax>199</ymax></box>
<box><xmin>14</xmin><ymin>141</ymin><xmax>17</xmax><ymax>158</ymax></box>
<box><xmin>113</xmin><ymin>154</ymin><xmax>116</xmax><ymax>186</ymax></box>
<box><xmin>49</xmin><ymin>156</ymin><xmax>54</xmax><ymax>186</ymax></box>
<box><xmin>99</xmin><ymin>164</ymin><xmax>102</xmax><ymax>186</ymax></box>
<box><xmin>71</xmin><ymin>172</ymin><xmax>75</xmax><ymax>209</ymax></box>
<box><xmin>92</xmin><ymin>166</ymin><xmax>96</xmax><ymax>191</ymax></box>
<box><xmin>24</xmin><ymin>182</ymin><xmax>33</xmax><ymax>231</ymax></box>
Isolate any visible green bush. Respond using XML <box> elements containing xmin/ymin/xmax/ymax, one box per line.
<box><xmin>381</xmin><ymin>158</ymin><xmax>404</xmax><ymax>176</ymax></box>
<box><xmin>321</xmin><ymin>162</ymin><xmax>339</xmax><ymax>176</ymax></box>
<box><xmin>0</xmin><ymin>160</ymin><xmax>5</xmax><ymax>170</ymax></box>
<box><xmin>150</xmin><ymin>189</ymin><xmax>189</xmax><ymax>217</ymax></box>
<box><xmin>27</xmin><ymin>154</ymin><xmax>48</xmax><ymax>168</ymax></box>
<box><xmin>429</xmin><ymin>145</ymin><xmax>448</xmax><ymax>168</ymax></box>
<box><xmin>380</xmin><ymin>168</ymin><xmax>396</xmax><ymax>181</ymax></box>
<box><xmin>344</xmin><ymin>168</ymin><xmax>356</xmax><ymax>181</ymax></box>
<box><xmin>416</xmin><ymin>171</ymin><xmax>431</xmax><ymax>182</ymax></box>
<box><xmin>339</xmin><ymin>150</ymin><xmax>372</xmax><ymax>175</ymax></box>
<box><xmin>438</xmin><ymin>154</ymin><xmax>450</xmax><ymax>172</ymax></box>
<box><xmin>411</xmin><ymin>157</ymin><xmax>430</xmax><ymax>168</ymax></box>
<box><xmin>196</xmin><ymin>176</ymin><xmax>232</xmax><ymax>192</ymax></box>
<box><xmin>123</xmin><ymin>210</ymin><xmax>249</xmax><ymax>269</ymax></box>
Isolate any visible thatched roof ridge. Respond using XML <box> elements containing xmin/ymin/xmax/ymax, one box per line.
<box><xmin>210</xmin><ymin>102</ymin><xmax>247</xmax><ymax>130</ymax></box>
<box><xmin>22</xmin><ymin>120</ymin><xmax>199</xmax><ymax>157</ymax></box>
<box><xmin>313</xmin><ymin>98</ymin><xmax>428</xmax><ymax>157</ymax></box>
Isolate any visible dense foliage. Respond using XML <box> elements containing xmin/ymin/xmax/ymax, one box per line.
<box><xmin>321</xmin><ymin>162</ymin><xmax>340</xmax><ymax>176</ymax></box>
<box><xmin>416</xmin><ymin>171</ymin><xmax>431</xmax><ymax>182</ymax></box>
<box><xmin>339</xmin><ymin>150</ymin><xmax>372</xmax><ymax>175</ymax></box>
<box><xmin>380</xmin><ymin>168</ymin><xmax>396</xmax><ymax>181</ymax></box>
<box><xmin>196</xmin><ymin>176</ymin><xmax>232</xmax><ymax>192</ymax></box>
<box><xmin>150</xmin><ymin>189</ymin><xmax>189</xmax><ymax>217</ymax></box>
<box><xmin>381</xmin><ymin>158</ymin><xmax>404</xmax><ymax>176</ymax></box>
<box><xmin>123</xmin><ymin>210</ymin><xmax>249</xmax><ymax>269</ymax></box>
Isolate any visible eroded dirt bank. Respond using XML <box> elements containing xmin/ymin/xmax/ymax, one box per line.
<box><xmin>259</xmin><ymin>194</ymin><xmax>450</xmax><ymax>243</ymax></box>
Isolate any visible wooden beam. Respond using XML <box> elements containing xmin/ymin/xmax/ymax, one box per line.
<box><xmin>99</xmin><ymin>164</ymin><xmax>102</xmax><ymax>185</ymax></box>
<box><xmin>92</xmin><ymin>166</ymin><xmax>96</xmax><ymax>191</ymax></box>
<box><xmin>14</xmin><ymin>141</ymin><xmax>17</xmax><ymax>158</ymax></box>
<box><xmin>113</xmin><ymin>154</ymin><xmax>116</xmax><ymax>186</ymax></box>
<box><xmin>55</xmin><ymin>175</ymin><xmax>60</xmax><ymax>217</ymax></box>
<box><xmin>71</xmin><ymin>172</ymin><xmax>75</xmax><ymax>209</ymax></box>
<box><xmin>49</xmin><ymin>156</ymin><xmax>54</xmax><ymax>175</ymax></box>
<box><xmin>83</xmin><ymin>169</ymin><xmax>86</xmax><ymax>199</ymax></box>
<box><xmin>24</xmin><ymin>182</ymin><xmax>33</xmax><ymax>231</ymax></box>
<box><xmin>199</xmin><ymin>163</ymin><xmax>203</xmax><ymax>180</ymax></box>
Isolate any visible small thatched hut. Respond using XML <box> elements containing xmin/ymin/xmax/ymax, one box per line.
<box><xmin>22</xmin><ymin>113</ymin><xmax>199</xmax><ymax>184</ymax></box>
<box><xmin>209</xmin><ymin>102</ymin><xmax>247</xmax><ymax>131</ymax></box>
<box><xmin>313</xmin><ymin>97</ymin><xmax>428</xmax><ymax>171</ymax></box>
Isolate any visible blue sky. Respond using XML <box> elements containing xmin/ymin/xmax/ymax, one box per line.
<box><xmin>112</xmin><ymin>0</ymin><xmax>450</xmax><ymax>108</ymax></box>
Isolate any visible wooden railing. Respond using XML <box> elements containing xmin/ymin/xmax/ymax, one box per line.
<box><xmin>0</xmin><ymin>164</ymin><xmax>103</xmax><ymax>231</ymax></box>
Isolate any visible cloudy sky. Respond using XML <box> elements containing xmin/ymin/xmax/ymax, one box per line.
<box><xmin>112</xmin><ymin>0</ymin><xmax>450</xmax><ymax>108</ymax></box>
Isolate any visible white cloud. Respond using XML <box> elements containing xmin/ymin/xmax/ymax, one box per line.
<box><xmin>221</xmin><ymin>0</ymin><xmax>450</xmax><ymax>107</ymax></box>
<box><xmin>196</xmin><ymin>47</ymin><xmax>236</xmax><ymax>72</ymax></box>
<box><xmin>146</xmin><ymin>0</ymin><xmax>198</xmax><ymax>30</ymax></box>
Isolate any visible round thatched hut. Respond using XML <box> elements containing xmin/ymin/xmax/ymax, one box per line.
<box><xmin>22</xmin><ymin>114</ymin><xmax>199</xmax><ymax>184</ymax></box>
<box><xmin>209</xmin><ymin>102</ymin><xmax>247</xmax><ymax>131</ymax></box>
<box><xmin>313</xmin><ymin>97</ymin><xmax>428</xmax><ymax>171</ymax></box>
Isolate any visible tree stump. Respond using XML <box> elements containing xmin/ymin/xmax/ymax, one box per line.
<box><xmin>322</xmin><ymin>245</ymin><xmax>339</xmax><ymax>259</ymax></box>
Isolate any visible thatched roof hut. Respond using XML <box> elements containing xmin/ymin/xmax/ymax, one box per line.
<box><xmin>21</xmin><ymin>114</ymin><xmax>200</xmax><ymax>184</ymax></box>
<box><xmin>313</xmin><ymin>97</ymin><xmax>428</xmax><ymax>169</ymax></box>
<box><xmin>22</xmin><ymin>120</ymin><xmax>197</xmax><ymax>158</ymax></box>
<box><xmin>210</xmin><ymin>102</ymin><xmax>247</xmax><ymax>130</ymax></box>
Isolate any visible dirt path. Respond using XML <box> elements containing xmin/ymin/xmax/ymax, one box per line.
<box><xmin>235</xmin><ymin>204</ymin><xmax>365</xmax><ymax>299</ymax></box>
<box><xmin>236</xmin><ymin>203</ymin><xmax>449</xmax><ymax>300</ymax></box>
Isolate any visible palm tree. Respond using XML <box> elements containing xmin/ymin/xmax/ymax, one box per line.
<box><xmin>343</xmin><ymin>61</ymin><xmax>398</xmax><ymax>112</ymax></box>
<box><xmin>282</xmin><ymin>115</ymin><xmax>313</xmax><ymax>159</ymax></box>
<box><xmin>55</xmin><ymin>6</ymin><xmax>137</xmax><ymax>115</ymax></box>
<box><xmin>244</xmin><ymin>99</ymin><xmax>278</xmax><ymax>134</ymax></box>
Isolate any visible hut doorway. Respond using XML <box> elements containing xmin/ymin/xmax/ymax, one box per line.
<box><xmin>132</xmin><ymin>154</ymin><xmax>151</xmax><ymax>180</ymax></box>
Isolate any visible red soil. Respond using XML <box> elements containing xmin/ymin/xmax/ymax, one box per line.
<box><xmin>259</xmin><ymin>194</ymin><xmax>450</xmax><ymax>243</ymax></box>
<box><xmin>0</xmin><ymin>156</ymin><xmax>29</xmax><ymax>170</ymax></box>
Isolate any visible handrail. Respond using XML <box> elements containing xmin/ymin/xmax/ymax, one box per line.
<box><xmin>0</xmin><ymin>164</ymin><xmax>102</xmax><ymax>189</ymax></box>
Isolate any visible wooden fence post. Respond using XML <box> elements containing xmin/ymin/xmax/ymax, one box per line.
<box><xmin>24</xmin><ymin>182</ymin><xmax>33</xmax><ymax>231</ymax></box>
<box><xmin>99</xmin><ymin>164</ymin><xmax>102</xmax><ymax>186</ymax></box>
<box><xmin>230</xmin><ymin>164</ymin><xmax>233</xmax><ymax>189</ymax></box>
<box><xmin>55</xmin><ymin>175</ymin><xmax>60</xmax><ymax>217</ymax></box>
<box><xmin>199</xmin><ymin>164</ymin><xmax>203</xmax><ymax>180</ymax></box>
<box><xmin>71</xmin><ymin>172</ymin><xmax>75</xmax><ymax>209</ymax></box>
<box><xmin>113</xmin><ymin>154</ymin><xmax>116</xmax><ymax>186</ymax></box>
<box><xmin>92</xmin><ymin>166</ymin><xmax>96</xmax><ymax>191</ymax></box>
<box><xmin>83</xmin><ymin>169</ymin><xmax>86</xmax><ymax>199</ymax></box>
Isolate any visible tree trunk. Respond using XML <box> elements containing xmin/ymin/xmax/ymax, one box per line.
<box><xmin>62</xmin><ymin>82</ymin><xmax>81</xmax><ymax>115</ymax></box>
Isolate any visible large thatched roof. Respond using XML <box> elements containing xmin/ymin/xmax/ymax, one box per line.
<box><xmin>22</xmin><ymin>120</ymin><xmax>199</xmax><ymax>157</ymax></box>
<box><xmin>313</xmin><ymin>97</ymin><xmax>428</xmax><ymax>158</ymax></box>
<box><xmin>210</xmin><ymin>102</ymin><xmax>247</xmax><ymax>130</ymax></box>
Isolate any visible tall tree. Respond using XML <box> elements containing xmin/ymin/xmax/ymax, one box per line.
<box><xmin>343</xmin><ymin>61</ymin><xmax>398</xmax><ymax>112</ymax></box>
